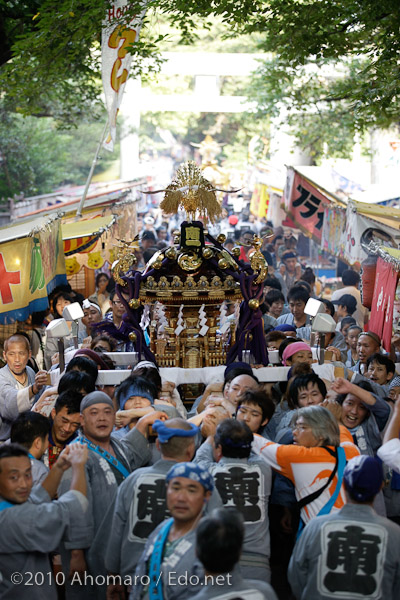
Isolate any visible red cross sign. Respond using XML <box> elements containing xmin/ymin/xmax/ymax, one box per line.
<box><xmin>0</xmin><ymin>253</ymin><xmax>21</xmax><ymax>304</ymax></box>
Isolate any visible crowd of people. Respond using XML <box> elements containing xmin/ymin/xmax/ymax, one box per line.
<box><xmin>1</xmin><ymin>205</ymin><xmax>400</xmax><ymax>600</ymax></box>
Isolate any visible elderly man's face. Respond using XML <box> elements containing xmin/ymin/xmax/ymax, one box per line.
<box><xmin>292</xmin><ymin>417</ymin><xmax>321</xmax><ymax>448</ymax></box>
<box><xmin>3</xmin><ymin>341</ymin><xmax>30</xmax><ymax>376</ymax></box>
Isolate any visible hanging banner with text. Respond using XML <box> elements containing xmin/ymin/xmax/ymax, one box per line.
<box><xmin>283</xmin><ymin>167</ymin><xmax>332</xmax><ymax>241</ymax></box>
<box><xmin>101</xmin><ymin>1</ymin><xmax>147</xmax><ymax>151</ymax></box>
<box><xmin>368</xmin><ymin>257</ymin><xmax>398</xmax><ymax>352</ymax></box>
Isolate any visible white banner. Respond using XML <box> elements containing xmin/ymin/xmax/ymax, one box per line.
<box><xmin>101</xmin><ymin>1</ymin><xmax>146</xmax><ymax>152</ymax></box>
<box><xmin>341</xmin><ymin>202</ymin><xmax>397</xmax><ymax>265</ymax></box>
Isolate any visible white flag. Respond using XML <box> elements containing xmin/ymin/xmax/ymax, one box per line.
<box><xmin>101</xmin><ymin>1</ymin><xmax>146</xmax><ymax>152</ymax></box>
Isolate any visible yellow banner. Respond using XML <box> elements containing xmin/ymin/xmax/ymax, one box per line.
<box><xmin>250</xmin><ymin>184</ymin><xmax>270</xmax><ymax>218</ymax></box>
<box><xmin>0</xmin><ymin>220</ymin><xmax>67</xmax><ymax>324</ymax></box>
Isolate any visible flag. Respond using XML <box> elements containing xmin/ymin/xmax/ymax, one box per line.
<box><xmin>250</xmin><ymin>184</ymin><xmax>270</xmax><ymax>218</ymax></box>
<box><xmin>101</xmin><ymin>1</ymin><xmax>146</xmax><ymax>151</ymax></box>
<box><xmin>283</xmin><ymin>167</ymin><xmax>330</xmax><ymax>241</ymax></box>
<box><xmin>368</xmin><ymin>257</ymin><xmax>398</xmax><ymax>352</ymax></box>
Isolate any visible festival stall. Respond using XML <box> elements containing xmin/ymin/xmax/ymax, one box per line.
<box><xmin>283</xmin><ymin>166</ymin><xmax>400</xmax><ymax>266</ymax></box>
<box><xmin>321</xmin><ymin>200</ymin><xmax>400</xmax><ymax>267</ymax></box>
<box><xmin>13</xmin><ymin>179</ymin><xmax>146</xmax><ymax>298</ymax></box>
<box><xmin>0</xmin><ymin>214</ymin><xmax>66</xmax><ymax>325</ymax></box>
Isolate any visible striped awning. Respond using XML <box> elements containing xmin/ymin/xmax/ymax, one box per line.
<box><xmin>62</xmin><ymin>216</ymin><xmax>115</xmax><ymax>255</ymax></box>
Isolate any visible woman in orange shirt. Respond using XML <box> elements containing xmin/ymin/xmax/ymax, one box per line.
<box><xmin>253</xmin><ymin>404</ymin><xmax>360</xmax><ymax>525</ymax></box>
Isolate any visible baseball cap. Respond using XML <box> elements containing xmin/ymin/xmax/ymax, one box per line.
<box><xmin>332</xmin><ymin>294</ymin><xmax>357</xmax><ymax>315</ymax></box>
<box><xmin>343</xmin><ymin>455</ymin><xmax>383</xmax><ymax>502</ymax></box>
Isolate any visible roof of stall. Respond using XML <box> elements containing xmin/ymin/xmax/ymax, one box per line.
<box><xmin>11</xmin><ymin>178</ymin><xmax>147</xmax><ymax>222</ymax></box>
<box><xmin>0</xmin><ymin>214</ymin><xmax>62</xmax><ymax>244</ymax></box>
<box><xmin>293</xmin><ymin>165</ymin><xmax>400</xmax><ymax>230</ymax></box>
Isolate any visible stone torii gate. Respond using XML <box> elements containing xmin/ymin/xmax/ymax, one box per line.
<box><xmin>120</xmin><ymin>51</ymin><xmax>267</xmax><ymax>179</ymax></box>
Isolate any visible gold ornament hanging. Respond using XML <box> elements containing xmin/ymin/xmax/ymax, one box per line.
<box><xmin>129</xmin><ymin>299</ymin><xmax>141</xmax><ymax>309</ymax></box>
<box><xmin>160</xmin><ymin>161</ymin><xmax>222</xmax><ymax>223</ymax></box>
<box><xmin>249</xmin><ymin>236</ymin><xmax>268</xmax><ymax>285</ymax></box>
<box><xmin>248</xmin><ymin>299</ymin><xmax>260</xmax><ymax>310</ymax></box>
<box><xmin>112</xmin><ymin>239</ymin><xmax>138</xmax><ymax>286</ymax></box>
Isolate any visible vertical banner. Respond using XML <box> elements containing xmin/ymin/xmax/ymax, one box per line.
<box><xmin>258</xmin><ymin>184</ymin><xmax>270</xmax><ymax>219</ymax></box>
<box><xmin>283</xmin><ymin>167</ymin><xmax>330</xmax><ymax>241</ymax></box>
<box><xmin>250</xmin><ymin>184</ymin><xmax>270</xmax><ymax>219</ymax></box>
<box><xmin>368</xmin><ymin>257</ymin><xmax>398</xmax><ymax>352</ymax></box>
<box><xmin>39</xmin><ymin>219</ymin><xmax>67</xmax><ymax>294</ymax></box>
<box><xmin>102</xmin><ymin>1</ymin><xmax>147</xmax><ymax>151</ymax></box>
<box><xmin>321</xmin><ymin>204</ymin><xmax>346</xmax><ymax>259</ymax></box>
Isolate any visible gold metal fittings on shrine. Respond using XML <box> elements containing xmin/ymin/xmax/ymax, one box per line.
<box><xmin>202</xmin><ymin>247</ymin><xmax>214</xmax><ymax>259</ymax></box>
<box><xmin>111</xmin><ymin>240</ymin><xmax>138</xmax><ymax>286</ymax></box>
<box><xmin>129</xmin><ymin>298</ymin><xmax>141</xmax><ymax>310</ymax></box>
<box><xmin>177</xmin><ymin>252</ymin><xmax>203</xmax><ymax>272</ymax></box>
<box><xmin>248</xmin><ymin>299</ymin><xmax>260</xmax><ymax>310</ymax></box>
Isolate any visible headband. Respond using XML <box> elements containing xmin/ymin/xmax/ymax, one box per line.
<box><xmin>224</xmin><ymin>361</ymin><xmax>252</xmax><ymax>377</ymax></box>
<box><xmin>83</xmin><ymin>299</ymin><xmax>102</xmax><ymax>313</ymax></box>
<box><xmin>118</xmin><ymin>383</ymin><xmax>154</xmax><ymax>410</ymax></box>
<box><xmin>152</xmin><ymin>420</ymin><xmax>199</xmax><ymax>442</ymax></box>
<box><xmin>166</xmin><ymin>462</ymin><xmax>214</xmax><ymax>492</ymax></box>
<box><xmin>389</xmin><ymin>376</ymin><xmax>400</xmax><ymax>390</ymax></box>
<box><xmin>221</xmin><ymin>437</ymin><xmax>252</xmax><ymax>449</ymax></box>
<box><xmin>282</xmin><ymin>342</ymin><xmax>311</xmax><ymax>366</ymax></box>
<box><xmin>358</xmin><ymin>331</ymin><xmax>381</xmax><ymax>346</ymax></box>
<box><xmin>133</xmin><ymin>361</ymin><xmax>159</xmax><ymax>371</ymax></box>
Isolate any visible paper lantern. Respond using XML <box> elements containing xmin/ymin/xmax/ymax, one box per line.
<box><xmin>360</xmin><ymin>256</ymin><xmax>378</xmax><ymax>309</ymax></box>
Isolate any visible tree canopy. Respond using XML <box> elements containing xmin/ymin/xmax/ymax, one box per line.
<box><xmin>0</xmin><ymin>106</ymin><xmax>118</xmax><ymax>199</ymax></box>
<box><xmin>0</xmin><ymin>1</ymin><xmax>399</xmax><ymax>161</ymax></box>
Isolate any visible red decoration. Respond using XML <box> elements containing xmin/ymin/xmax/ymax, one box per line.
<box><xmin>0</xmin><ymin>253</ymin><xmax>21</xmax><ymax>304</ymax></box>
<box><xmin>360</xmin><ymin>256</ymin><xmax>377</xmax><ymax>309</ymax></box>
<box><xmin>368</xmin><ymin>257</ymin><xmax>398</xmax><ymax>352</ymax></box>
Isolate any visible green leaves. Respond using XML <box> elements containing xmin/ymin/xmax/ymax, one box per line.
<box><xmin>0</xmin><ymin>0</ymin><xmax>399</xmax><ymax>159</ymax></box>
<box><xmin>0</xmin><ymin>105</ymin><xmax>118</xmax><ymax>200</ymax></box>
